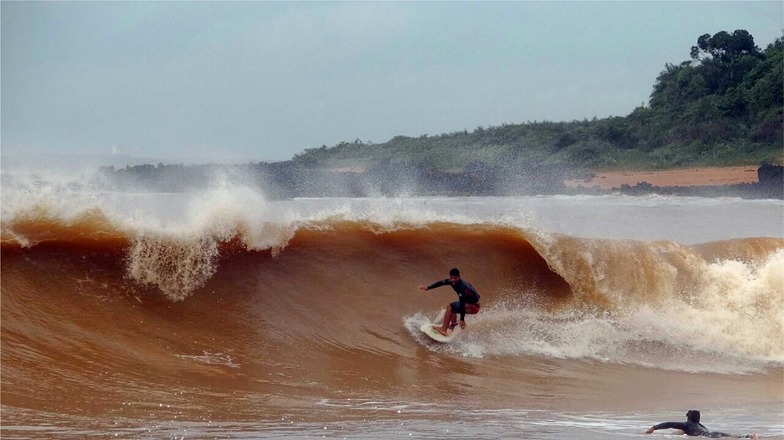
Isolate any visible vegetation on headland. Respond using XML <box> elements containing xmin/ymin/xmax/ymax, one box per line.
<box><xmin>99</xmin><ymin>30</ymin><xmax>783</xmax><ymax>198</ymax></box>
<box><xmin>292</xmin><ymin>30</ymin><xmax>782</xmax><ymax>172</ymax></box>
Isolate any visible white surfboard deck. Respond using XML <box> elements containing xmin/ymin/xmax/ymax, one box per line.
<box><xmin>420</xmin><ymin>323</ymin><xmax>460</xmax><ymax>343</ymax></box>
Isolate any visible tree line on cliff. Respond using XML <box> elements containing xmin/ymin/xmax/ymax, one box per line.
<box><xmin>292</xmin><ymin>30</ymin><xmax>783</xmax><ymax>172</ymax></box>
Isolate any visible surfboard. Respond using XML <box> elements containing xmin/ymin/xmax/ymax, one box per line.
<box><xmin>420</xmin><ymin>324</ymin><xmax>460</xmax><ymax>343</ymax></box>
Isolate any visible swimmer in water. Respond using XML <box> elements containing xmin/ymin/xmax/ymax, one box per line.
<box><xmin>645</xmin><ymin>410</ymin><xmax>757</xmax><ymax>438</ymax></box>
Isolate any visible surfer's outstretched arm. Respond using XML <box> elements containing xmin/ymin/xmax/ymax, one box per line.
<box><xmin>419</xmin><ymin>279</ymin><xmax>449</xmax><ymax>291</ymax></box>
<box><xmin>645</xmin><ymin>422</ymin><xmax>756</xmax><ymax>438</ymax></box>
<box><xmin>646</xmin><ymin>422</ymin><xmax>688</xmax><ymax>434</ymax></box>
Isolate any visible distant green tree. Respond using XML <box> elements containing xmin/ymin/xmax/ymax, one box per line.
<box><xmin>690</xmin><ymin>30</ymin><xmax>759</xmax><ymax>62</ymax></box>
<box><xmin>689</xmin><ymin>30</ymin><xmax>763</xmax><ymax>95</ymax></box>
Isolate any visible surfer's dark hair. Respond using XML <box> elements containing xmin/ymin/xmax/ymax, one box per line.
<box><xmin>686</xmin><ymin>410</ymin><xmax>701</xmax><ymax>423</ymax></box>
<box><xmin>449</xmin><ymin>268</ymin><xmax>460</xmax><ymax>277</ymax></box>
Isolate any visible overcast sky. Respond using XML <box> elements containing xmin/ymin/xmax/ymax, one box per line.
<box><xmin>2</xmin><ymin>1</ymin><xmax>782</xmax><ymax>164</ymax></box>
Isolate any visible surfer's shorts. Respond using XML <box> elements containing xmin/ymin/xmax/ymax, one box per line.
<box><xmin>450</xmin><ymin>301</ymin><xmax>480</xmax><ymax>315</ymax></box>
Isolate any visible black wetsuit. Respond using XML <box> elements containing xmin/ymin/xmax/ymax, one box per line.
<box><xmin>650</xmin><ymin>421</ymin><xmax>736</xmax><ymax>438</ymax></box>
<box><xmin>425</xmin><ymin>279</ymin><xmax>480</xmax><ymax>321</ymax></box>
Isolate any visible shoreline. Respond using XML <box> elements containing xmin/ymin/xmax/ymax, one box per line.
<box><xmin>92</xmin><ymin>162</ymin><xmax>782</xmax><ymax>199</ymax></box>
<box><xmin>564</xmin><ymin>166</ymin><xmax>760</xmax><ymax>190</ymax></box>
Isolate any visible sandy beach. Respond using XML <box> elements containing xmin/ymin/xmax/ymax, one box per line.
<box><xmin>565</xmin><ymin>166</ymin><xmax>760</xmax><ymax>190</ymax></box>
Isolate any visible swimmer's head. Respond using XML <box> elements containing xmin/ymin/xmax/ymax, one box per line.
<box><xmin>686</xmin><ymin>410</ymin><xmax>701</xmax><ymax>423</ymax></box>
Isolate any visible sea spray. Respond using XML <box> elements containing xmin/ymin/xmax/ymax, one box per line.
<box><xmin>684</xmin><ymin>249</ymin><xmax>784</xmax><ymax>359</ymax></box>
<box><xmin>123</xmin><ymin>181</ymin><xmax>297</xmax><ymax>300</ymax></box>
<box><xmin>126</xmin><ymin>233</ymin><xmax>220</xmax><ymax>301</ymax></box>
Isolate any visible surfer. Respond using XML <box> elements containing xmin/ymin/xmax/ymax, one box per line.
<box><xmin>645</xmin><ymin>410</ymin><xmax>757</xmax><ymax>438</ymax></box>
<box><xmin>418</xmin><ymin>268</ymin><xmax>480</xmax><ymax>336</ymax></box>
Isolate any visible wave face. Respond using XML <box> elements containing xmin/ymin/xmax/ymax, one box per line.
<box><xmin>2</xmin><ymin>177</ymin><xmax>783</xmax><ymax>435</ymax></box>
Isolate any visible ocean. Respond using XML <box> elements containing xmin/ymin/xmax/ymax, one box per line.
<box><xmin>1</xmin><ymin>172</ymin><xmax>783</xmax><ymax>439</ymax></box>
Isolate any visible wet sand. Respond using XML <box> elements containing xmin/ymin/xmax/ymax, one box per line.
<box><xmin>565</xmin><ymin>166</ymin><xmax>760</xmax><ymax>190</ymax></box>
